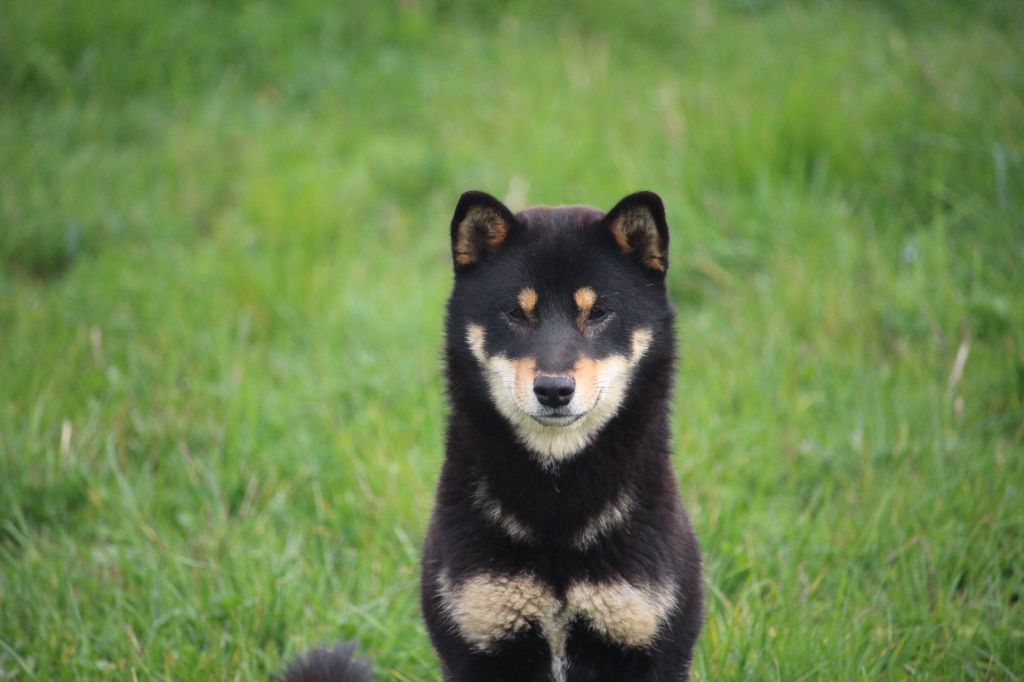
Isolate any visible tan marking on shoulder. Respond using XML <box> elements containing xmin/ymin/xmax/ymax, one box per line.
<box><xmin>472</xmin><ymin>479</ymin><xmax>534</xmax><ymax>543</ymax></box>
<box><xmin>571</xmin><ymin>487</ymin><xmax>636</xmax><ymax>550</ymax></box>
<box><xmin>567</xmin><ymin>579</ymin><xmax>677</xmax><ymax>648</ymax></box>
<box><xmin>437</xmin><ymin>571</ymin><xmax>676</xmax><ymax>656</ymax></box>
<box><xmin>438</xmin><ymin>570</ymin><xmax>562</xmax><ymax>652</ymax></box>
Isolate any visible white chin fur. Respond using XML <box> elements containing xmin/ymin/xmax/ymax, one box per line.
<box><xmin>465</xmin><ymin>324</ymin><xmax>652</xmax><ymax>463</ymax></box>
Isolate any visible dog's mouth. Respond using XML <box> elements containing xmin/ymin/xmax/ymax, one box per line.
<box><xmin>529</xmin><ymin>411</ymin><xmax>586</xmax><ymax>427</ymax></box>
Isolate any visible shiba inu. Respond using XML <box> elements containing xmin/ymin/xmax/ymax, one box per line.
<box><xmin>281</xmin><ymin>190</ymin><xmax>703</xmax><ymax>682</ymax></box>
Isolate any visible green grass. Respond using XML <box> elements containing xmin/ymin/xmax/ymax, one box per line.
<box><xmin>1</xmin><ymin>0</ymin><xmax>1022</xmax><ymax>679</ymax></box>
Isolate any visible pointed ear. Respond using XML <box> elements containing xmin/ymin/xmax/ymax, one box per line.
<box><xmin>604</xmin><ymin>191</ymin><xmax>669</xmax><ymax>273</ymax></box>
<box><xmin>450</xmin><ymin>190</ymin><xmax>516</xmax><ymax>269</ymax></box>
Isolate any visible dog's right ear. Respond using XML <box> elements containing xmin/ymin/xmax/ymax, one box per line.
<box><xmin>450</xmin><ymin>190</ymin><xmax>516</xmax><ymax>270</ymax></box>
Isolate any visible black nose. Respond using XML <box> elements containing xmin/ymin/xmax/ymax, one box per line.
<box><xmin>533</xmin><ymin>375</ymin><xmax>575</xmax><ymax>408</ymax></box>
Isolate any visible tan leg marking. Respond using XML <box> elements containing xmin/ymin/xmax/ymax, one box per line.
<box><xmin>438</xmin><ymin>570</ymin><xmax>563</xmax><ymax>653</ymax></box>
<box><xmin>438</xmin><ymin>570</ymin><xmax>675</xmax><ymax>657</ymax></box>
<box><xmin>567</xmin><ymin>579</ymin><xmax>677</xmax><ymax>648</ymax></box>
<box><xmin>472</xmin><ymin>479</ymin><xmax>534</xmax><ymax>543</ymax></box>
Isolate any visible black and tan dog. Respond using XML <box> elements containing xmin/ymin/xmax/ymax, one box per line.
<box><xmin>281</xmin><ymin>191</ymin><xmax>703</xmax><ymax>682</ymax></box>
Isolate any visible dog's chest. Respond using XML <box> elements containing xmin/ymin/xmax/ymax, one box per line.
<box><xmin>437</xmin><ymin>569</ymin><xmax>677</xmax><ymax>655</ymax></box>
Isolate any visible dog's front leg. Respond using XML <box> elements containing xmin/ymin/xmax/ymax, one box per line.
<box><xmin>563</xmin><ymin>620</ymin><xmax>697</xmax><ymax>682</ymax></box>
<box><xmin>432</xmin><ymin>626</ymin><xmax>554</xmax><ymax>682</ymax></box>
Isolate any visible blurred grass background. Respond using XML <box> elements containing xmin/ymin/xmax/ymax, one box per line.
<box><xmin>1</xmin><ymin>0</ymin><xmax>1022</xmax><ymax>679</ymax></box>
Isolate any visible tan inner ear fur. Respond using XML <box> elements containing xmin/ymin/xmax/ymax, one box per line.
<box><xmin>609</xmin><ymin>207</ymin><xmax>666</xmax><ymax>271</ymax></box>
<box><xmin>454</xmin><ymin>206</ymin><xmax>510</xmax><ymax>266</ymax></box>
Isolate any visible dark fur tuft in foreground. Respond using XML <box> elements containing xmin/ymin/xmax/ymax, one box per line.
<box><xmin>277</xmin><ymin>642</ymin><xmax>373</xmax><ymax>682</ymax></box>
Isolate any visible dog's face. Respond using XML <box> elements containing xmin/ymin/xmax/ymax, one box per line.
<box><xmin>447</xmin><ymin>191</ymin><xmax>673</xmax><ymax>462</ymax></box>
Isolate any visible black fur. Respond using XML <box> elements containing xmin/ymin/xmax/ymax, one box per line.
<box><xmin>421</xmin><ymin>191</ymin><xmax>704</xmax><ymax>681</ymax></box>
<box><xmin>279</xmin><ymin>191</ymin><xmax>703</xmax><ymax>682</ymax></box>
<box><xmin>276</xmin><ymin>642</ymin><xmax>373</xmax><ymax>682</ymax></box>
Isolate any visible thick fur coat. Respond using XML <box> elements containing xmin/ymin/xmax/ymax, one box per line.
<box><xmin>280</xmin><ymin>190</ymin><xmax>703</xmax><ymax>682</ymax></box>
<box><xmin>420</xmin><ymin>191</ymin><xmax>703</xmax><ymax>681</ymax></box>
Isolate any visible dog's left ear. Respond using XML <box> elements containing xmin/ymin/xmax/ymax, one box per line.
<box><xmin>604</xmin><ymin>191</ymin><xmax>669</xmax><ymax>273</ymax></box>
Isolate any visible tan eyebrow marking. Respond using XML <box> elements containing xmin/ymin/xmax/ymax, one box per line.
<box><xmin>574</xmin><ymin>286</ymin><xmax>597</xmax><ymax>331</ymax></box>
<box><xmin>574</xmin><ymin>286</ymin><xmax>597</xmax><ymax>311</ymax></box>
<box><xmin>517</xmin><ymin>287</ymin><xmax>539</xmax><ymax>326</ymax></box>
<box><xmin>518</xmin><ymin>287</ymin><xmax>538</xmax><ymax>314</ymax></box>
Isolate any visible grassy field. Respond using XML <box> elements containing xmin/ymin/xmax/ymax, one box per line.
<box><xmin>2</xmin><ymin>1</ymin><xmax>1023</xmax><ymax>679</ymax></box>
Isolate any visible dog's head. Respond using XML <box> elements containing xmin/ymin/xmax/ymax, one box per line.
<box><xmin>446</xmin><ymin>190</ymin><xmax>674</xmax><ymax>463</ymax></box>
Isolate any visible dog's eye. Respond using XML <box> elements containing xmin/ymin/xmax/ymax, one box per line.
<box><xmin>507</xmin><ymin>308</ymin><xmax>528</xmax><ymax>322</ymax></box>
<box><xmin>588</xmin><ymin>306</ymin><xmax>608</xmax><ymax>321</ymax></box>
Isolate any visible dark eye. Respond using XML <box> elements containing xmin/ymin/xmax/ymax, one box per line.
<box><xmin>588</xmin><ymin>306</ymin><xmax>608</xmax><ymax>321</ymax></box>
<box><xmin>507</xmin><ymin>307</ymin><xmax>528</xmax><ymax>322</ymax></box>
